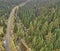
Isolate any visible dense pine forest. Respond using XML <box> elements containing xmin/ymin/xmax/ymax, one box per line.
<box><xmin>0</xmin><ymin>0</ymin><xmax>60</xmax><ymax>51</ymax></box>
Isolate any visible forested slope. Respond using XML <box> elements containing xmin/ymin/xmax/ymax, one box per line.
<box><xmin>0</xmin><ymin>0</ymin><xmax>27</xmax><ymax>17</ymax></box>
<box><xmin>16</xmin><ymin>0</ymin><xmax>60</xmax><ymax>51</ymax></box>
<box><xmin>17</xmin><ymin>0</ymin><xmax>59</xmax><ymax>28</ymax></box>
<box><xmin>0</xmin><ymin>0</ymin><xmax>60</xmax><ymax>51</ymax></box>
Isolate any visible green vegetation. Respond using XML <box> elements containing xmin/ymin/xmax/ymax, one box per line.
<box><xmin>0</xmin><ymin>0</ymin><xmax>60</xmax><ymax>51</ymax></box>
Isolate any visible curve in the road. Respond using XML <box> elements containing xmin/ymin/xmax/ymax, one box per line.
<box><xmin>5</xmin><ymin>0</ymin><xmax>30</xmax><ymax>51</ymax></box>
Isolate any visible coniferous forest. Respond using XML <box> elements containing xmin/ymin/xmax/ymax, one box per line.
<box><xmin>0</xmin><ymin>0</ymin><xmax>60</xmax><ymax>51</ymax></box>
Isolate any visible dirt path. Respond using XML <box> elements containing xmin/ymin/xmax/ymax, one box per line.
<box><xmin>5</xmin><ymin>0</ymin><xmax>30</xmax><ymax>51</ymax></box>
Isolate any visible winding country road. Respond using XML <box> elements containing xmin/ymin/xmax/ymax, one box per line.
<box><xmin>5</xmin><ymin>0</ymin><xmax>30</xmax><ymax>51</ymax></box>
